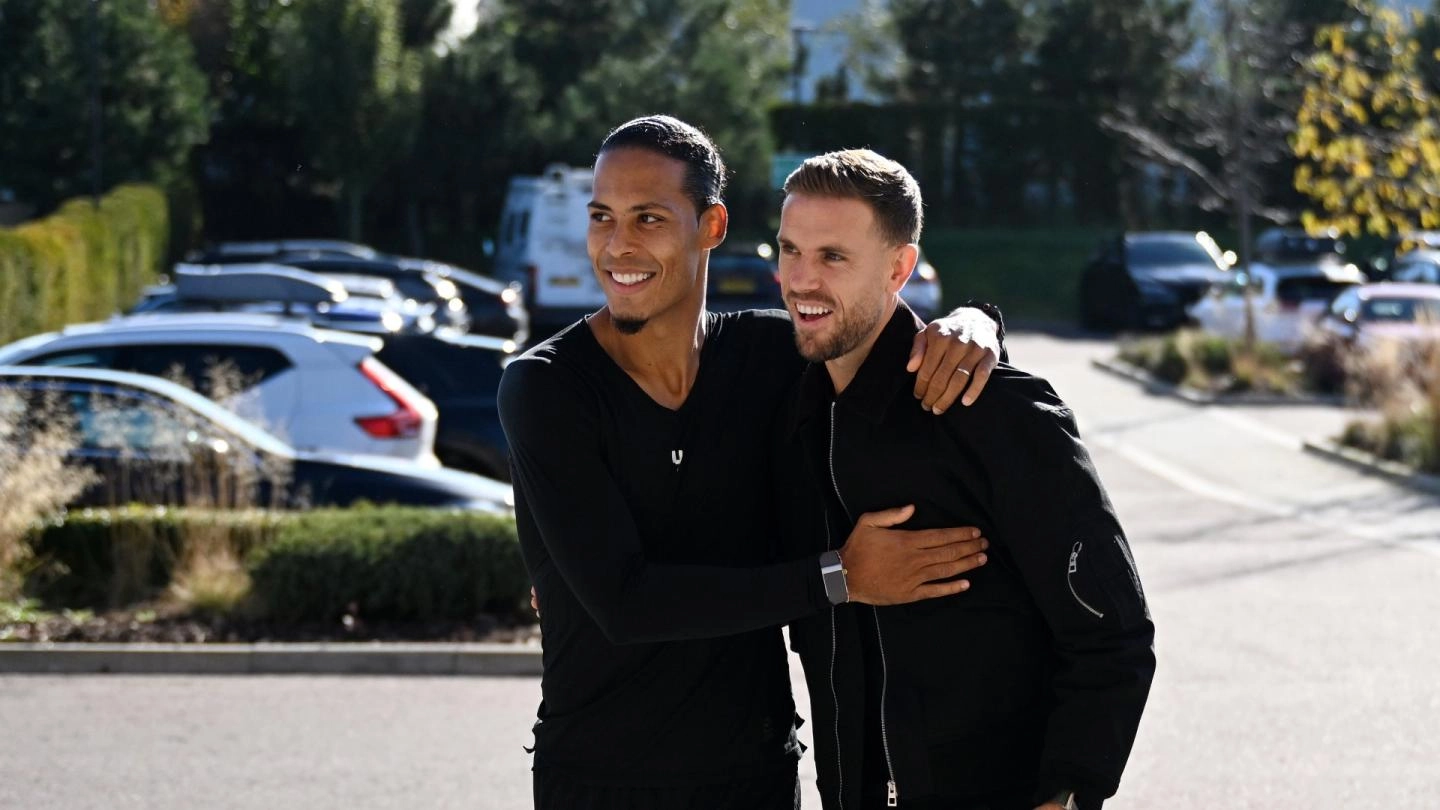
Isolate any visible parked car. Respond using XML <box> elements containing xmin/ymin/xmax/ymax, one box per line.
<box><xmin>1391</xmin><ymin>250</ymin><xmax>1440</xmax><ymax>285</ymax></box>
<box><xmin>494</xmin><ymin>164</ymin><xmax>598</xmax><ymax>336</ymax></box>
<box><xmin>1079</xmin><ymin>231</ymin><xmax>1233</xmax><ymax>330</ymax></box>
<box><xmin>1253</xmin><ymin>227</ymin><xmax>1350</xmax><ymax>265</ymax></box>
<box><xmin>191</xmin><ymin>241</ymin><xmax>528</xmax><ymax>342</ymax></box>
<box><xmin>0</xmin><ymin>313</ymin><xmax>440</xmax><ymax>464</ymax></box>
<box><xmin>131</xmin><ymin>266</ymin><xmax>514</xmax><ymax>479</ymax></box>
<box><xmin>392</xmin><ymin>258</ymin><xmax>529</xmax><ymax>345</ymax></box>
<box><xmin>372</xmin><ymin>331</ymin><xmax>514</xmax><ymax>481</ymax></box>
<box><xmin>0</xmin><ymin>367</ymin><xmax>512</xmax><ymax>512</ymax></box>
<box><xmin>707</xmin><ymin>243</ymin><xmax>781</xmax><ymax>313</ymax></box>
<box><xmin>903</xmin><ymin>251</ymin><xmax>944</xmax><ymax>321</ymax></box>
<box><xmin>132</xmin><ymin>264</ymin><xmax>437</xmax><ymax>336</ymax></box>
<box><xmin>255</xmin><ymin>252</ymin><xmax>473</xmax><ymax>334</ymax></box>
<box><xmin>1188</xmin><ymin>262</ymin><xmax>1367</xmax><ymax>350</ymax></box>
<box><xmin>1314</xmin><ymin>283</ymin><xmax>1440</xmax><ymax>349</ymax></box>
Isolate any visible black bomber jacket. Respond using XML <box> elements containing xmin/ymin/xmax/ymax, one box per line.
<box><xmin>775</xmin><ymin>304</ymin><xmax>1156</xmax><ymax>810</ymax></box>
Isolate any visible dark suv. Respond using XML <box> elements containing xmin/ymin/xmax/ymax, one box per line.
<box><xmin>1079</xmin><ymin>231</ymin><xmax>1232</xmax><ymax>330</ymax></box>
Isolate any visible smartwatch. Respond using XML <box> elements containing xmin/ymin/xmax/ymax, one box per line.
<box><xmin>819</xmin><ymin>550</ymin><xmax>848</xmax><ymax>605</ymax></box>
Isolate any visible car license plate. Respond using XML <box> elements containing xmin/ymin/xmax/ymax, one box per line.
<box><xmin>717</xmin><ymin>277</ymin><xmax>757</xmax><ymax>294</ymax></box>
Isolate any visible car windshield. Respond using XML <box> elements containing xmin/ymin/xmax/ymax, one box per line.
<box><xmin>1126</xmin><ymin>239</ymin><xmax>1215</xmax><ymax>267</ymax></box>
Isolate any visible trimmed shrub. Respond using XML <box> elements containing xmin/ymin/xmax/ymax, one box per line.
<box><xmin>25</xmin><ymin>507</ymin><xmax>283</xmax><ymax>610</ymax></box>
<box><xmin>247</xmin><ymin>507</ymin><xmax>527</xmax><ymax>623</ymax></box>
<box><xmin>24</xmin><ymin>506</ymin><xmax>528</xmax><ymax>623</ymax></box>
<box><xmin>0</xmin><ymin>184</ymin><xmax>167</xmax><ymax>344</ymax></box>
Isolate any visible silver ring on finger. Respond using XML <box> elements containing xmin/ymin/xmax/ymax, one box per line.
<box><xmin>955</xmin><ymin>366</ymin><xmax>971</xmax><ymax>376</ymax></box>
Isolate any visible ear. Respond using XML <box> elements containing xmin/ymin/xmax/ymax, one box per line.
<box><xmin>699</xmin><ymin>202</ymin><xmax>729</xmax><ymax>251</ymax></box>
<box><xmin>888</xmin><ymin>243</ymin><xmax>919</xmax><ymax>294</ymax></box>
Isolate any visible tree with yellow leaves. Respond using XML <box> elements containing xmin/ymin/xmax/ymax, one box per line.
<box><xmin>1294</xmin><ymin>0</ymin><xmax>1440</xmax><ymax>239</ymax></box>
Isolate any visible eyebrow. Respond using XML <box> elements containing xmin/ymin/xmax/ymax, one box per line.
<box><xmin>778</xmin><ymin>237</ymin><xmax>850</xmax><ymax>255</ymax></box>
<box><xmin>587</xmin><ymin>201</ymin><xmax>676</xmax><ymax>213</ymax></box>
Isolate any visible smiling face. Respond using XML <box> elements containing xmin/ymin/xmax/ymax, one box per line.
<box><xmin>778</xmin><ymin>192</ymin><xmax>916</xmax><ymax>364</ymax></box>
<box><xmin>587</xmin><ymin>147</ymin><xmax>726</xmax><ymax>334</ymax></box>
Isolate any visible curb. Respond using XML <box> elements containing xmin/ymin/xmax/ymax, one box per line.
<box><xmin>0</xmin><ymin>642</ymin><xmax>543</xmax><ymax>676</ymax></box>
<box><xmin>1300</xmin><ymin>439</ymin><xmax>1440</xmax><ymax>497</ymax></box>
<box><xmin>1091</xmin><ymin>358</ymin><xmax>1346</xmax><ymax>407</ymax></box>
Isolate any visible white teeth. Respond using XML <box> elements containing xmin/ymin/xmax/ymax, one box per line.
<box><xmin>795</xmin><ymin>303</ymin><xmax>832</xmax><ymax>316</ymax></box>
<box><xmin>611</xmin><ymin>272</ymin><xmax>655</xmax><ymax>286</ymax></box>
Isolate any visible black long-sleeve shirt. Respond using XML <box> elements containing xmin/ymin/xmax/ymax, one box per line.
<box><xmin>497</xmin><ymin>310</ymin><xmax>829</xmax><ymax>787</ymax></box>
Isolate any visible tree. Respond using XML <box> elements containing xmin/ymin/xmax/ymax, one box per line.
<box><xmin>0</xmin><ymin>0</ymin><xmax>210</xmax><ymax>211</ymax></box>
<box><xmin>1101</xmin><ymin>0</ymin><xmax>1354</xmax><ymax>344</ymax></box>
<box><xmin>1031</xmin><ymin>0</ymin><xmax>1195</xmax><ymax>226</ymax></box>
<box><xmin>279</xmin><ymin>0</ymin><xmax>423</xmax><ymax>240</ymax></box>
<box><xmin>1294</xmin><ymin>0</ymin><xmax>1440</xmax><ymax>238</ymax></box>
<box><xmin>400</xmin><ymin>0</ymin><xmax>791</xmax><ymax>256</ymax></box>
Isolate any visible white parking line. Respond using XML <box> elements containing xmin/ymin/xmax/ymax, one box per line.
<box><xmin>1092</xmin><ymin>433</ymin><xmax>1440</xmax><ymax>560</ymax></box>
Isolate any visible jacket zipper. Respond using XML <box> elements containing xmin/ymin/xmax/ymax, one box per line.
<box><xmin>823</xmin><ymin>510</ymin><xmax>845</xmax><ymax>810</ymax></box>
<box><xmin>829</xmin><ymin>402</ymin><xmax>899</xmax><ymax>807</ymax></box>
<box><xmin>1067</xmin><ymin>541</ymin><xmax>1106</xmax><ymax>619</ymax></box>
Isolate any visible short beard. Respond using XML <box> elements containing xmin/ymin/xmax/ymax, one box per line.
<box><xmin>794</xmin><ymin>307</ymin><xmax>881</xmax><ymax>363</ymax></box>
<box><xmin>614</xmin><ymin>316</ymin><xmax>648</xmax><ymax>335</ymax></box>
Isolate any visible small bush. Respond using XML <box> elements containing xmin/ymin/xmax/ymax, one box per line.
<box><xmin>1119</xmin><ymin>330</ymin><xmax>1299</xmax><ymax>394</ymax></box>
<box><xmin>1338</xmin><ymin>339</ymin><xmax>1440</xmax><ymax>473</ymax></box>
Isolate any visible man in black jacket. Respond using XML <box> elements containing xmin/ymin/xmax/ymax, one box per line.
<box><xmin>775</xmin><ymin>150</ymin><xmax>1156</xmax><ymax>810</ymax></box>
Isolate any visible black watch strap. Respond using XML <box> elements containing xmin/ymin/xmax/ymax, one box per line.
<box><xmin>819</xmin><ymin>550</ymin><xmax>848</xmax><ymax>605</ymax></box>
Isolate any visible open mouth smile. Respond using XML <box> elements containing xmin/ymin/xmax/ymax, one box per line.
<box><xmin>792</xmin><ymin>301</ymin><xmax>834</xmax><ymax>324</ymax></box>
<box><xmin>608</xmin><ymin>271</ymin><xmax>656</xmax><ymax>288</ymax></box>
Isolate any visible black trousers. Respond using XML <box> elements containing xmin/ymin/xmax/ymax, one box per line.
<box><xmin>534</xmin><ymin>762</ymin><xmax>800</xmax><ymax>810</ymax></box>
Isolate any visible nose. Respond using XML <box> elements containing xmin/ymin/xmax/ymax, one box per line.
<box><xmin>603</xmin><ymin>219</ymin><xmax>639</xmax><ymax>259</ymax></box>
<box><xmin>783</xmin><ymin>254</ymin><xmax>821</xmax><ymax>294</ymax></box>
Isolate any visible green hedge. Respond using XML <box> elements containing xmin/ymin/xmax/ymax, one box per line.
<box><xmin>25</xmin><ymin>506</ymin><xmax>528</xmax><ymax>622</ymax></box>
<box><xmin>0</xmin><ymin>184</ymin><xmax>168</xmax><ymax>344</ymax></box>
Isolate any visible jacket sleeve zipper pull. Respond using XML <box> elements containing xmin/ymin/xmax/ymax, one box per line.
<box><xmin>887</xmin><ymin>780</ymin><xmax>898</xmax><ymax>807</ymax></box>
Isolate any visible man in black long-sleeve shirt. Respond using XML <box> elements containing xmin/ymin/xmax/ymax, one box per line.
<box><xmin>773</xmin><ymin>149</ymin><xmax>1155</xmax><ymax>810</ymax></box>
<box><xmin>498</xmin><ymin>116</ymin><xmax>1005</xmax><ymax>808</ymax></box>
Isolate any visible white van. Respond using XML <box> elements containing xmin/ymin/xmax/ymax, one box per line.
<box><xmin>494</xmin><ymin>165</ymin><xmax>602</xmax><ymax>333</ymax></box>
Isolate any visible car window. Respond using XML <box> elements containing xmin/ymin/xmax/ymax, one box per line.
<box><xmin>1126</xmin><ymin>239</ymin><xmax>1215</xmax><ymax>266</ymax></box>
<box><xmin>1360</xmin><ymin>298</ymin><xmax>1418</xmax><ymax>323</ymax></box>
<box><xmin>390</xmin><ymin>276</ymin><xmax>438</xmax><ymax>301</ymax></box>
<box><xmin>1276</xmin><ymin>277</ymin><xmax>1354</xmax><ymax>304</ymax></box>
<box><xmin>25</xmin><ymin>348</ymin><xmax>121</xmax><ymax>369</ymax></box>
<box><xmin>113</xmin><ymin>344</ymin><xmax>293</xmax><ymax>397</ymax></box>
<box><xmin>5</xmin><ymin>383</ymin><xmax>198</xmax><ymax>460</ymax></box>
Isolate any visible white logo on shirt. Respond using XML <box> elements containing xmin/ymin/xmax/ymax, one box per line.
<box><xmin>671</xmin><ymin>450</ymin><xmax>684</xmax><ymax>467</ymax></box>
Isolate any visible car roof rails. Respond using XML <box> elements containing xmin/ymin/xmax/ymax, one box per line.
<box><xmin>173</xmin><ymin>263</ymin><xmax>350</xmax><ymax>310</ymax></box>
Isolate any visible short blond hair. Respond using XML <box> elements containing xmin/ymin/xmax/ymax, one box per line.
<box><xmin>782</xmin><ymin>149</ymin><xmax>922</xmax><ymax>246</ymax></box>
